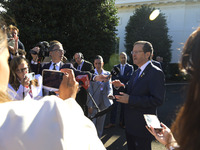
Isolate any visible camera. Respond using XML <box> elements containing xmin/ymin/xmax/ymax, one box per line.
<box><xmin>36</xmin><ymin>41</ymin><xmax>50</xmax><ymax>59</ymax></box>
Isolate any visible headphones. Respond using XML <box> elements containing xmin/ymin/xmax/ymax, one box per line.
<box><xmin>79</xmin><ymin>52</ymin><xmax>84</xmax><ymax>59</ymax></box>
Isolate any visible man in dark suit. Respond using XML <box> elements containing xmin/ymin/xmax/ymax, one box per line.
<box><xmin>40</xmin><ymin>41</ymin><xmax>68</xmax><ymax>95</ymax></box>
<box><xmin>41</xmin><ymin>41</ymin><xmax>66</xmax><ymax>72</ymax></box>
<box><xmin>73</xmin><ymin>52</ymin><xmax>94</xmax><ymax>73</ymax></box>
<box><xmin>112</xmin><ymin>41</ymin><xmax>165</xmax><ymax>150</ymax></box>
<box><xmin>73</xmin><ymin>52</ymin><xmax>94</xmax><ymax>115</ymax></box>
<box><xmin>41</xmin><ymin>42</ymin><xmax>92</xmax><ymax>96</ymax></box>
<box><xmin>105</xmin><ymin>52</ymin><xmax>133</xmax><ymax>129</ymax></box>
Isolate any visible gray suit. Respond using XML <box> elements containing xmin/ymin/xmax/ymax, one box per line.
<box><xmin>87</xmin><ymin>69</ymin><xmax>113</xmax><ymax>137</ymax></box>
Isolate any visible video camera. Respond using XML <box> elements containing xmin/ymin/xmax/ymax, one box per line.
<box><xmin>36</xmin><ymin>41</ymin><xmax>50</xmax><ymax>60</ymax></box>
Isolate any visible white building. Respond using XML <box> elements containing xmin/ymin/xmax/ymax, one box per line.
<box><xmin>115</xmin><ymin>0</ymin><xmax>200</xmax><ymax>63</ymax></box>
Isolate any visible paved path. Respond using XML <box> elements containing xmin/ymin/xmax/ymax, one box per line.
<box><xmin>100</xmin><ymin>83</ymin><xmax>187</xmax><ymax>150</ymax></box>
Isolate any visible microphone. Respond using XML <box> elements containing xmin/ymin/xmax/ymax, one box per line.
<box><xmin>75</xmin><ymin>75</ymin><xmax>90</xmax><ymax>90</ymax></box>
<box><xmin>111</xmin><ymin>66</ymin><xmax>120</xmax><ymax>76</ymax></box>
<box><xmin>76</xmin><ymin>75</ymin><xmax>113</xmax><ymax>119</ymax></box>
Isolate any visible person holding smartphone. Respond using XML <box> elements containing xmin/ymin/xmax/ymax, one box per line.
<box><xmin>7</xmin><ymin>25</ymin><xmax>25</xmax><ymax>62</ymax></box>
<box><xmin>8</xmin><ymin>56</ymin><xmax>43</xmax><ymax>100</ymax></box>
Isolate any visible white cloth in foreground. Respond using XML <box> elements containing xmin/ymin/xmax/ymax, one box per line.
<box><xmin>0</xmin><ymin>96</ymin><xmax>105</xmax><ymax>150</ymax></box>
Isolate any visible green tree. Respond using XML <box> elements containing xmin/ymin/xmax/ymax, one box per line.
<box><xmin>0</xmin><ymin>0</ymin><xmax>118</xmax><ymax>63</ymax></box>
<box><xmin>125</xmin><ymin>6</ymin><xmax>172</xmax><ymax>66</ymax></box>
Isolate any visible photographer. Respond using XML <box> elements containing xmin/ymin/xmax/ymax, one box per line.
<box><xmin>0</xmin><ymin>25</ymin><xmax>105</xmax><ymax>149</ymax></box>
<box><xmin>29</xmin><ymin>45</ymin><xmax>42</xmax><ymax>74</ymax></box>
<box><xmin>7</xmin><ymin>25</ymin><xmax>25</xmax><ymax>61</ymax></box>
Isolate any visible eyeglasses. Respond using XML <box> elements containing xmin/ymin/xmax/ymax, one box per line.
<box><xmin>16</xmin><ymin>67</ymin><xmax>28</xmax><ymax>73</ymax></box>
<box><xmin>52</xmin><ymin>49</ymin><xmax>66</xmax><ymax>54</ymax></box>
<box><xmin>131</xmin><ymin>51</ymin><xmax>144</xmax><ymax>55</ymax></box>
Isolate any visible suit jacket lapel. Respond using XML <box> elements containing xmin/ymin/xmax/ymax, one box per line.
<box><xmin>46</xmin><ymin>62</ymin><xmax>51</xmax><ymax>69</ymax></box>
<box><xmin>132</xmin><ymin>63</ymin><xmax>152</xmax><ymax>87</ymax></box>
<box><xmin>127</xmin><ymin>72</ymin><xmax>136</xmax><ymax>93</ymax></box>
<box><xmin>123</xmin><ymin>65</ymin><xmax>128</xmax><ymax>75</ymax></box>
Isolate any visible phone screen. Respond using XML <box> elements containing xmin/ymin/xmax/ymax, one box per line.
<box><xmin>42</xmin><ymin>69</ymin><xmax>64</xmax><ymax>91</ymax></box>
<box><xmin>144</xmin><ymin>114</ymin><xmax>162</xmax><ymax>129</ymax></box>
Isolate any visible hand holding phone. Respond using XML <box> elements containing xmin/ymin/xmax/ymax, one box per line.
<box><xmin>146</xmin><ymin>122</ymin><xmax>177</xmax><ymax>148</ymax></box>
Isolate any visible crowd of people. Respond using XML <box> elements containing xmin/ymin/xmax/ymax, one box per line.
<box><xmin>1</xmin><ymin>21</ymin><xmax>200</xmax><ymax>150</ymax></box>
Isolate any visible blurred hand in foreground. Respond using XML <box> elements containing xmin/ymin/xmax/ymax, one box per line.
<box><xmin>59</xmin><ymin>68</ymin><xmax>79</xmax><ymax>100</ymax></box>
<box><xmin>146</xmin><ymin>123</ymin><xmax>178</xmax><ymax>149</ymax></box>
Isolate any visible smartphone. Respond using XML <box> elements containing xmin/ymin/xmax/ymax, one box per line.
<box><xmin>42</xmin><ymin>69</ymin><xmax>64</xmax><ymax>91</ymax></box>
<box><xmin>25</xmin><ymin>72</ymin><xmax>35</xmax><ymax>81</ymax></box>
<box><xmin>144</xmin><ymin>114</ymin><xmax>162</xmax><ymax>130</ymax></box>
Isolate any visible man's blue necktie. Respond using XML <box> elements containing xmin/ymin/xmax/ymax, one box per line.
<box><xmin>133</xmin><ymin>68</ymin><xmax>141</xmax><ymax>84</ymax></box>
<box><xmin>77</xmin><ymin>65</ymin><xmax>81</xmax><ymax>70</ymax></box>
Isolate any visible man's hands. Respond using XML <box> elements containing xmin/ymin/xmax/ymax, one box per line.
<box><xmin>59</xmin><ymin>69</ymin><xmax>79</xmax><ymax>100</ymax></box>
<box><xmin>115</xmin><ymin>92</ymin><xmax>129</xmax><ymax>104</ymax></box>
<box><xmin>110</xmin><ymin>80</ymin><xmax>128</xmax><ymax>103</ymax></box>
<box><xmin>88</xmin><ymin>107</ymin><xmax>93</xmax><ymax>114</ymax></box>
<box><xmin>111</xmin><ymin>80</ymin><xmax>125</xmax><ymax>88</ymax></box>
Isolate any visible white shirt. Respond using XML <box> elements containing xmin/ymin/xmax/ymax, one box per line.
<box><xmin>120</xmin><ymin>63</ymin><xmax>126</xmax><ymax>75</ymax></box>
<box><xmin>138</xmin><ymin>61</ymin><xmax>151</xmax><ymax>76</ymax></box>
<box><xmin>31</xmin><ymin>60</ymin><xmax>38</xmax><ymax>65</ymax></box>
<box><xmin>0</xmin><ymin>96</ymin><xmax>105</xmax><ymax>150</ymax></box>
<box><xmin>49</xmin><ymin>61</ymin><xmax>61</xmax><ymax>71</ymax></box>
<box><xmin>77</xmin><ymin>60</ymin><xmax>84</xmax><ymax>70</ymax></box>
